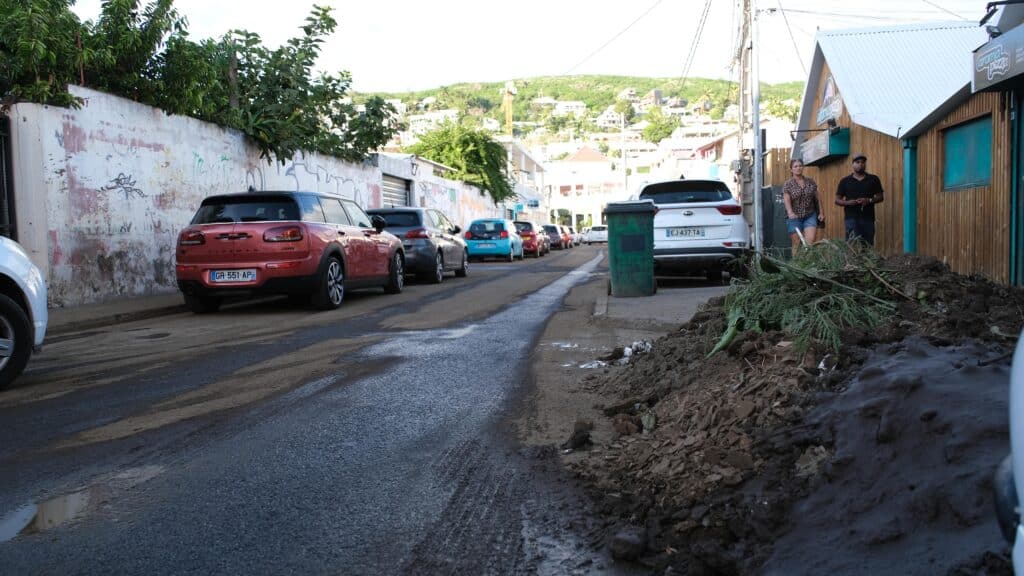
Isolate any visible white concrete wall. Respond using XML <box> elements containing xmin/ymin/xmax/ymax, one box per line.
<box><xmin>9</xmin><ymin>86</ymin><xmax>502</xmax><ymax>306</ymax></box>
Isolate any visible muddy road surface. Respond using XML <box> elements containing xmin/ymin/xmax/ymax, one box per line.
<box><xmin>0</xmin><ymin>246</ymin><xmax>650</xmax><ymax>575</ymax></box>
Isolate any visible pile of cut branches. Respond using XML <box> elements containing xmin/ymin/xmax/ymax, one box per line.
<box><xmin>711</xmin><ymin>241</ymin><xmax>898</xmax><ymax>355</ymax></box>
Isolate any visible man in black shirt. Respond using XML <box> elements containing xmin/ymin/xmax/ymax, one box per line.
<box><xmin>835</xmin><ymin>153</ymin><xmax>884</xmax><ymax>245</ymax></box>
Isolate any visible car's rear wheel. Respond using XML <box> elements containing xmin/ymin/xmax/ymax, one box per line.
<box><xmin>312</xmin><ymin>256</ymin><xmax>345</xmax><ymax>310</ymax></box>
<box><xmin>0</xmin><ymin>294</ymin><xmax>33</xmax><ymax>389</ymax></box>
<box><xmin>184</xmin><ymin>292</ymin><xmax>222</xmax><ymax>314</ymax></box>
<box><xmin>384</xmin><ymin>252</ymin><xmax>404</xmax><ymax>294</ymax></box>
<box><xmin>707</xmin><ymin>269</ymin><xmax>724</xmax><ymax>283</ymax></box>
<box><xmin>455</xmin><ymin>250</ymin><xmax>468</xmax><ymax>277</ymax></box>
<box><xmin>429</xmin><ymin>252</ymin><xmax>444</xmax><ymax>284</ymax></box>
<box><xmin>507</xmin><ymin>247</ymin><xmax>514</xmax><ymax>262</ymax></box>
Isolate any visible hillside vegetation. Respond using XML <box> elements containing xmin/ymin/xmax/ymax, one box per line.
<box><xmin>356</xmin><ymin>75</ymin><xmax>804</xmax><ymax>124</ymax></box>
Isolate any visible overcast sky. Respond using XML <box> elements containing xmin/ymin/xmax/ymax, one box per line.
<box><xmin>71</xmin><ymin>0</ymin><xmax>989</xmax><ymax>92</ymax></box>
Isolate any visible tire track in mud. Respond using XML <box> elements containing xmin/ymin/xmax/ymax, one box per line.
<box><xmin>406</xmin><ymin>438</ymin><xmax>639</xmax><ymax>575</ymax></box>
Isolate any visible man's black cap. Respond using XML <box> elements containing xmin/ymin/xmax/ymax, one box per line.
<box><xmin>852</xmin><ymin>153</ymin><xmax>867</xmax><ymax>162</ymax></box>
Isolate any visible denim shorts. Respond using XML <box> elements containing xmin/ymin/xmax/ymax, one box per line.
<box><xmin>786</xmin><ymin>213</ymin><xmax>818</xmax><ymax>234</ymax></box>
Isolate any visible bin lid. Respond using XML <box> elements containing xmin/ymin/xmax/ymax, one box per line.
<box><xmin>603</xmin><ymin>199</ymin><xmax>657</xmax><ymax>215</ymax></box>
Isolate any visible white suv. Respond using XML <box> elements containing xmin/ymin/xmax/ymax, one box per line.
<box><xmin>996</xmin><ymin>331</ymin><xmax>1024</xmax><ymax>572</ymax></box>
<box><xmin>639</xmin><ymin>179</ymin><xmax>750</xmax><ymax>281</ymax></box>
<box><xmin>584</xmin><ymin>225</ymin><xmax>608</xmax><ymax>244</ymax></box>
<box><xmin>0</xmin><ymin>236</ymin><xmax>47</xmax><ymax>388</ymax></box>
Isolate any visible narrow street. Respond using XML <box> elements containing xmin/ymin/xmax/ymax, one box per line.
<box><xmin>0</xmin><ymin>246</ymin><xmax>680</xmax><ymax>575</ymax></box>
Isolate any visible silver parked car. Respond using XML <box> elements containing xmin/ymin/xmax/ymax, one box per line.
<box><xmin>367</xmin><ymin>207</ymin><xmax>468</xmax><ymax>283</ymax></box>
<box><xmin>0</xmin><ymin>236</ymin><xmax>48</xmax><ymax>388</ymax></box>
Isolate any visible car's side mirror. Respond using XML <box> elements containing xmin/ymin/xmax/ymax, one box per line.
<box><xmin>371</xmin><ymin>214</ymin><xmax>386</xmax><ymax>233</ymax></box>
<box><xmin>452</xmin><ymin>225</ymin><xmax>462</xmax><ymax>234</ymax></box>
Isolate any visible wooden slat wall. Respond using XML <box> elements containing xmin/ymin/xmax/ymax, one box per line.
<box><xmin>915</xmin><ymin>92</ymin><xmax>1010</xmax><ymax>283</ymax></box>
<box><xmin>799</xmin><ymin>61</ymin><xmax>904</xmax><ymax>256</ymax></box>
<box><xmin>765</xmin><ymin>148</ymin><xmax>791</xmax><ymax>186</ymax></box>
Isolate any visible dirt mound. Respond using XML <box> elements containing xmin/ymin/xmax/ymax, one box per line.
<box><xmin>568</xmin><ymin>255</ymin><xmax>1021</xmax><ymax>574</ymax></box>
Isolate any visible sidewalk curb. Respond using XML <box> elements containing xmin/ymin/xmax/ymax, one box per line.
<box><xmin>47</xmin><ymin>304</ymin><xmax>187</xmax><ymax>337</ymax></box>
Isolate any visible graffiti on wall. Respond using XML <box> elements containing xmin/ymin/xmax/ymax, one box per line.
<box><xmin>30</xmin><ymin>87</ymin><xmax>496</xmax><ymax>305</ymax></box>
<box><xmin>99</xmin><ymin>173</ymin><xmax>146</xmax><ymax>200</ymax></box>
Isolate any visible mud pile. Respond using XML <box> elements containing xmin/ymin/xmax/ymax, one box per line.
<box><xmin>569</xmin><ymin>255</ymin><xmax>1023</xmax><ymax>575</ymax></box>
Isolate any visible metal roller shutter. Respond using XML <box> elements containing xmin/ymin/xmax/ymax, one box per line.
<box><xmin>381</xmin><ymin>175</ymin><xmax>410</xmax><ymax>207</ymax></box>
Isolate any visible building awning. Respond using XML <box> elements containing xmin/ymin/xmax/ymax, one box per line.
<box><xmin>973</xmin><ymin>23</ymin><xmax>1024</xmax><ymax>92</ymax></box>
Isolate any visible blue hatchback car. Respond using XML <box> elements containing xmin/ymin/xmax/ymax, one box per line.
<box><xmin>464</xmin><ymin>218</ymin><xmax>524</xmax><ymax>261</ymax></box>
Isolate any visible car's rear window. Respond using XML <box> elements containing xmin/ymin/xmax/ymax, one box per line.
<box><xmin>542</xmin><ymin>225</ymin><xmax>558</xmax><ymax>232</ymax></box>
<box><xmin>192</xmin><ymin>197</ymin><xmax>299</xmax><ymax>224</ymax></box>
<box><xmin>591</xmin><ymin>226</ymin><xmax>607</xmax><ymax>231</ymax></box>
<box><xmin>514</xmin><ymin>222</ymin><xmax>534</xmax><ymax>233</ymax></box>
<box><xmin>639</xmin><ymin>181</ymin><xmax>732</xmax><ymax>204</ymax></box>
<box><xmin>372</xmin><ymin>212</ymin><xmax>421</xmax><ymax>227</ymax></box>
<box><xmin>471</xmin><ymin>221</ymin><xmax>505</xmax><ymax>232</ymax></box>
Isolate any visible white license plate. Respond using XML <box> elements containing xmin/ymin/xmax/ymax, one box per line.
<box><xmin>476</xmin><ymin>242</ymin><xmax>495</xmax><ymax>248</ymax></box>
<box><xmin>666</xmin><ymin>227</ymin><xmax>705</xmax><ymax>238</ymax></box>
<box><xmin>211</xmin><ymin>269</ymin><xmax>257</xmax><ymax>283</ymax></box>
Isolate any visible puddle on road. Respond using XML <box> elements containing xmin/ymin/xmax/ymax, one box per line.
<box><xmin>0</xmin><ymin>489</ymin><xmax>92</xmax><ymax>542</ymax></box>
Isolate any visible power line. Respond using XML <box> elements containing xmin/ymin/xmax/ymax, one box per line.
<box><xmin>919</xmin><ymin>0</ymin><xmax>969</xmax><ymax>20</ymax></box>
<box><xmin>562</xmin><ymin>0</ymin><xmax>664</xmax><ymax>75</ymax></box>
<box><xmin>777</xmin><ymin>2</ymin><xmax>807</xmax><ymax>76</ymax></box>
<box><xmin>679</xmin><ymin>0</ymin><xmax>714</xmax><ymax>88</ymax></box>
<box><xmin>779</xmin><ymin>7</ymin><xmax>959</xmax><ymax>21</ymax></box>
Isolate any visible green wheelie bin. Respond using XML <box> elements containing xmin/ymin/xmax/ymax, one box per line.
<box><xmin>603</xmin><ymin>200</ymin><xmax>657</xmax><ymax>297</ymax></box>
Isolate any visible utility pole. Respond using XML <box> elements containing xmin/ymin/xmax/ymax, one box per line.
<box><xmin>621</xmin><ymin>113</ymin><xmax>628</xmax><ymax>195</ymax></box>
<box><xmin>750</xmin><ymin>1</ymin><xmax>764</xmax><ymax>253</ymax></box>
<box><xmin>736</xmin><ymin>0</ymin><xmax>759</xmax><ymax>250</ymax></box>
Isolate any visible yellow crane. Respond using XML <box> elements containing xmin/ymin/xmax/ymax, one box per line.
<box><xmin>502</xmin><ymin>81</ymin><xmax>516</xmax><ymax>135</ymax></box>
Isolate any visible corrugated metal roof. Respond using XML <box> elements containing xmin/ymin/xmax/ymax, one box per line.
<box><xmin>794</xmin><ymin>22</ymin><xmax>988</xmax><ymax>142</ymax></box>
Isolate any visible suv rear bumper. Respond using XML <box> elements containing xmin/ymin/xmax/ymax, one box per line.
<box><xmin>178</xmin><ymin>275</ymin><xmax>318</xmax><ymax>298</ymax></box>
<box><xmin>653</xmin><ymin>247</ymin><xmax>748</xmax><ymax>270</ymax></box>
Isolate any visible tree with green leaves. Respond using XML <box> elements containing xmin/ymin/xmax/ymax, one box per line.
<box><xmin>0</xmin><ymin>1</ymin><xmax>396</xmax><ymax>164</ymax></box>
<box><xmin>0</xmin><ymin>0</ymin><xmax>92</xmax><ymax>107</ymax></box>
<box><xmin>406</xmin><ymin>121</ymin><xmax>514</xmax><ymax>204</ymax></box>
<box><xmin>642</xmin><ymin>106</ymin><xmax>680</xmax><ymax>144</ymax></box>
<box><xmin>764</xmin><ymin>97</ymin><xmax>799</xmax><ymax>123</ymax></box>
<box><xmin>613</xmin><ymin>98</ymin><xmax>634</xmax><ymax>123</ymax></box>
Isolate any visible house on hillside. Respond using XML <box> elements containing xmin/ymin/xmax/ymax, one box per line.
<box><xmin>791</xmin><ymin>22</ymin><xmax>1007</xmax><ymax>281</ymax></box>
<box><xmin>544</xmin><ymin>146</ymin><xmax>627</xmax><ymax>228</ymax></box>
<box><xmin>637</xmin><ymin>89</ymin><xmax>663</xmax><ymax>113</ymax></box>
<box><xmin>553</xmin><ymin>101</ymin><xmax>587</xmax><ymax>117</ymax></box>
<box><xmin>596</xmin><ymin>106</ymin><xmax>623</xmax><ymax>129</ymax></box>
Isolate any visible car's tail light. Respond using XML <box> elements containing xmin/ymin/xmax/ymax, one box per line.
<box><xmin>520</xmin><ymin>231</ymin><xmax>534</xmax><ymax>239</ymax></box>
<box><xmin>500</xmin><ymin>230</ymin><xmax>509</xmax><ymax>239</ymax></box>
<box><xmin>267</xmin><ymin>261</ymin><xmax>301</xmax><ymax>270</ymax></box>
<box><xmin>723</xmin><ymin>242</ymin><xmax>748</xmax><ymax>248</ymax></box>
<box><xmin>717</xmin><ymin>205</ymin><xmax>743</xmax><ymax>215</ymax></box>
<box><xmin>405</xmin><ymin>228</ymin><xmax>430</xmax><ymax>239</ymax></box>
<box><xmin>264</xmin><ymin>226</ymin><xmax>303</xmax><ymax>242</ymax></box>
<box><xmin>179</xmin><ymin>230</ymin><xmax>205</xmax><ymax>246</ymax></box>
<box><xmin>465</xmin><ymin>231</ymin><xmax>474</xmax><ymax>239</ymax></box>
<box><xmin>175</xmin><ymin>264</ymin><xmax>197</xmax><ymax>273</ymax></box>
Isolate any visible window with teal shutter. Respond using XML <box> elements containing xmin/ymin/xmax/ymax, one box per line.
<box><xmin>943</xmin><ymin>115</ymin><xmax>992</xmax><ymax>190</ymax></box>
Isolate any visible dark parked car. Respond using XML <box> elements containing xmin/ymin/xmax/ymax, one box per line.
<box><xmin>514</xmin><ymin>221</ymin><xmax>548</xmax><ymax>258</ymax></box>
<box><xmin>542</xmin><ymin>224</ymin><xmax>567</xmax><ymax>250</ymax></box>
<box><xmin>176</xmin><ymin>191</ymin><xmax>404</xmax><ymax>313</ymax></box>
<box><xmin>367</xmin><ymin>207</ymin><xmax>468</xmax><ymax>283</ymax></box>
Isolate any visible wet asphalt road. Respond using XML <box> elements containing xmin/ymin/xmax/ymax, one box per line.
<box><xmin>0</xmin><ymin>247</ymin><xmax>633</xmax><ymax>575</ymax></box>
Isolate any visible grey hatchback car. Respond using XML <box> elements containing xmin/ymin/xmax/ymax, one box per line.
<box><xmin>366</xmin><ymin>207</ymin><xmax>468</xmax><ymax>283</ymax></box>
